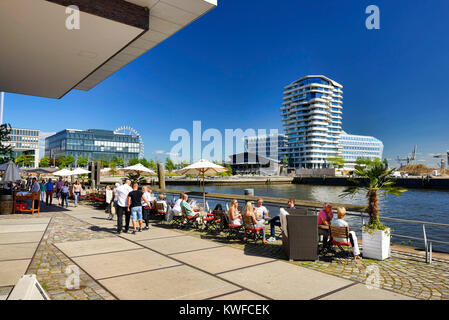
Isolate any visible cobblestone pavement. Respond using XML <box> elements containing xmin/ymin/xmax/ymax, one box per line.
<box><xmin>168</xmin><ymin>222</ymin><xmax>449</xmax><ymax>300</ymax></box>
<box><xmin>0</xmin><ymin>205</ymin><xmax>116</xmax><ymax>300</ymax></box>
<box><xmin>2</xmin><ymin>204</ymin><xmax>449</xmax><ymax>300</ymax></box>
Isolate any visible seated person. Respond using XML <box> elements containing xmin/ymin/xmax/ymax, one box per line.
<box><xmin>181</xmin><ymin>194</ymin><xmax>197</xmax><ymax>217</ymax></box>
<box><xmin>253</xmin><ymin>198</ymin><xmax>269</xmax><ymax>220</ymax></box>
<box><xmin>318</xmin><ymin>203</ymin><xmax>334</xmax><ymax>249</ymax></box>
<box><xmin>267</xmin><ymin>198</ymin><xmax>295</xmax><ymax>242</ymax></box>
<box><xmin>172</xmin><ymin>193</ymin><xmax>184</xmax><ymax>216</ymax></box>
<box><xmin>331</xmin><ymin>207</ymin><xmax>361</xmax><ymax>259</ymax></box>
<box><xmin>156</xmin><ymin>194</ymin><xmax>168</xmax><ymax>213</ymax></box>
<box><xmin>228</xmin><ymin>199</ymin><xmax>242</xmax><ymax>225</ymax></box>
<box><xmin>243</xmin><ymin>201</ymin><xmax>267</xmax><ymax>243</ymax></box>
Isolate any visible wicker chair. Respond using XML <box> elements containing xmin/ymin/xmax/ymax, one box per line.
<box><xmin>281</xmin><ymin>208</ymin><xmax>318</xmax><ymax>261</ymax></box>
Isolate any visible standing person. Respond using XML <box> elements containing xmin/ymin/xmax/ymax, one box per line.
<box><xmin>30</xmin><ymin>177</ymin><xmax>41</xmax><ymax>210</ymax></box>
<box><xmin>61</xmin><ymin>182</ymin><xmax>70</xmax><ymax>208</ymax></box>
<box><xmin>141</xmin><ymin>186</ymin><xmax>152</xmax><ymax>230</ymax></box>
<box><xmin>115</xmin><ymin>180</ymin><xmax>133</xmax><ymax>234</ymax></box>
<box><xmin>112</xmin><ymin>183</ymin><xmax>120</xmax><ymax>219</ymax></box>
<box><xmin>55</xmin><ymin>177</ymin><xmax>64</xmax><ymax>206</ymax></box>
<box><xmin>72</xmin><ymin>180</ymin><xmax>82</xmax><ymax>207</ymax></box>
<box><xmin>267</xmin><ymin>198</ymin><xmax>295</xmax><ymax>242</ymax></box>
<box><xmin>45</xmin><ymin>178</ymin><xmax>55</xmax><ymax>206</ymax></box>
<box><xmin>105</xmin><ymin>185</ymin><xmax>114</xmax><ymax>219</ymax></box>
<box><xmin>39</xmin><ymin>180</ymin><xmax>46</xmax><ymax>202</ymax></box>
<box><xmin>127</xmin><ymin>183</ymin><xmax>151</xmax><ymax>234</ymax></box>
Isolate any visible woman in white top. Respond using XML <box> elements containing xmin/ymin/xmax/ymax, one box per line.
<box><xmin>105</xmin><ymin>185</ymin><xmax>114</xmax><ymax>219</ymax></box>
<box><xmin>229</xmin><ymin>199</ymin><xmax>242</xmax><ymax>225</ymax></box>
<box><xmin>141</xmin><ymin>186</ymin><xmax>152</xmax><ymax>230</ymax></box>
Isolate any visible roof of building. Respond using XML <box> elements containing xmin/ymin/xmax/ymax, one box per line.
<box><xmin>227</xmin><ymin>152</ymin><xmax>280</xmax><ymax>165</ymax></box>
<box><xmin>0</xmin><ymin>0</ymin><xmax>217</xmax><ymax>99</ymax></box>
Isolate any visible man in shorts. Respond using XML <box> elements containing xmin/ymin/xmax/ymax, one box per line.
<box><xmin>127</xmin><ymin>182</ymin><xmax>152</xmax><ymax>234</ymax></box>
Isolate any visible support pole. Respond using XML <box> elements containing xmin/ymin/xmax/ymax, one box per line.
<box><xmin>158</xmin><ymin>163</ymin><xmax>165</xmax><ymax>191</ymax></box>
<box><xmin>0</xmin><ymin>92</ymin><xmax>4</xmax><ymax>124</ymax></box>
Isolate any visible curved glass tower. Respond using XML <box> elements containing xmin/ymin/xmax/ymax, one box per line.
<box><xmin>281</xmin><ymin>75</ymin><xmax>343</xmax><ymax>169</ymax></box>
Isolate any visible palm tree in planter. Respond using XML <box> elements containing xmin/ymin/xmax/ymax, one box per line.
<box><xmin>340</xmin><ymin>158</ymin><xmax>407</xmax><ymax>260</ymax></box>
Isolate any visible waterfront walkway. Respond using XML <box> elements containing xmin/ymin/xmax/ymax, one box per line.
<box><xmin>0</xmin><ymin>205</ymin><xmax>448</xmax><ymax>300</ymax></box>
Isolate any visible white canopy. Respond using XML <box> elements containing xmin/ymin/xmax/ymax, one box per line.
<box><xmin>2</xmin><ymin>161</ymin><xmax>22</xmax><ymax>183</ymax></box>
<box><xmin>123</xmin><ymin>163</ymin><xmax>156</xmax><ymax>175</ymax></box>
<box><xmin>71</xmin><ymin>168</ymin><xmax>91</xmax><ymax>175</ymax></box>
<box><xmin>52</xmin><ymin>168</ymin><xmax>74</xmax><ymax>176</ymax></box>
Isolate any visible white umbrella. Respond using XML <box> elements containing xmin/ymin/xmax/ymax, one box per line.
<box><xmin>52</xmin><ymin>168</ymin><xmax>74</xmax><ymax>176</ymax></box>
<box><xmin>176</xmin><ymin>159</ymin><xmax>228</xmax><ymax>210</ymax></box>
<box><xmin>71</xmin><ymin>168</ymin><xmax>91</xmax><ymax>175</ymax></box>
<box><xmin>2</xmin><ymin>161</ymin><xmax>22</xmax><ymax>183</ymax></box>
<box><xmin>123</xmin><ymin>163</ymin><xmax>156</xmax><ymax>175</ymax></box>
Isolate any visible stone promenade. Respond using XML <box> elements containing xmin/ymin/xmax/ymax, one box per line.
<box><xmin>0</xmin><ymin>204</ymin><xmax>447</xmax><ymax>300</ymax></box>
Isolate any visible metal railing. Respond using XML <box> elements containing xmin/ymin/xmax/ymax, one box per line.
<box><xmin>156</xmin><ymin>189</ymin><xmax>449</xmax><ymax>264</ymax></box>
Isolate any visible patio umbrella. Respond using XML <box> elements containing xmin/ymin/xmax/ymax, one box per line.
<box><xmin>71</xmin><ymin>168</ymin><xmax>91</xmax><ymax>175</ymax></box>
<box><xmin>123</xmin><ymin>163</ymin><xmax>156</xmax><ymax>175</ymax></box>
<box><xmin>2</xmin><ymin>160</ymin><xmax>22</xmax><ymax>183</ymax></box>
<box><xmin>123</xmin><ymin>163</ymin><xmax>156</xmax><ymax>182</ymax></box>
<box><xmin>52</xmin><ymin>168</ymin><xmax>74</xmax><ymax>176</ymax></box>
<box><xmin>176</xmin><ymin>159</ymin><xmax>228</xmax><ymax>211</ymax></box>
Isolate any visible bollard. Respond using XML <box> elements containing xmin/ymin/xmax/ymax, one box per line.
<box><xmin>158</xmin><ymin>163</ymin><xmax>165</xmax><ymax>191</ymax></box>
<box><xmin>244</xmin><ymin>188</ymin><xmax>254</xmax><ymax>196</ymax></box>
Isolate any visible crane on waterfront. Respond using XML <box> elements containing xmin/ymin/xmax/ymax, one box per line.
<box><xmin>432</xmin><ymin>151</ymin><xmax>449</xmax><ymax>170</ymax></box>
<box><xmin>396</xmin><ymin>145</ymin><xmax>417</xmax><ymax>167</ymax></box>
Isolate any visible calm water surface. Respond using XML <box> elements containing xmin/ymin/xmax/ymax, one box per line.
<box><xmin>167</xmin><ymin>184</ymin><xmax>449</xmax><ymax>253</ymax></box>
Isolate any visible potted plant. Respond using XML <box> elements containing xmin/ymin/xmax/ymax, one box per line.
<box><xmin>340</xmin><ymin>158</ymin><xmax>407</xmax><ymax>260</ymax></box>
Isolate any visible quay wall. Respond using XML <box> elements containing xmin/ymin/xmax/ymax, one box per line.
<box><xmin>293</xmin><ymin>176</ymin><xmax>449</xmax><ymax>190</ymax></box>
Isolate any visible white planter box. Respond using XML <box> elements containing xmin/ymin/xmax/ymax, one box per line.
<box><xmin>362</xmin><ymin>228</ymin><xmax>391</xmax><ymax>260</ymax></box>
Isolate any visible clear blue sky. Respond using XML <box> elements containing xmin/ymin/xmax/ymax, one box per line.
<box><xmin>4</xmin><ymin>0</ymin><xmax>449</xmax><ymax>166</ymax></box>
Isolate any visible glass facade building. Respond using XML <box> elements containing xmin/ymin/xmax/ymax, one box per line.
<box><xmin>243</xmin><ymin>133</ymin><xmax>288</xmax><ymax>162</ymax></box>
<box><xmin>6</xmin><ymin>128</ymin><xmax>40</xmax><ymax>168</ymax></box>
<box><xmin>281</xmin><ymin>75</ymin><xmax>343</xmax><ymax>168</ymax></box>
<box><xmin>339</xmin><ymin>131</ymin><xmax>384</xmax><ymax>170</ymax></box>
<box><xmin>45</xmin><ymin>129</ymin><xmax>140</xmax><ymax>164</ymax></box>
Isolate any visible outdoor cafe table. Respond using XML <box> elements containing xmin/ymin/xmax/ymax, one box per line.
<box><xmin>13</xmin><ymin>191</ymin><xmax>40</xmax><ymax>215</ymax></box>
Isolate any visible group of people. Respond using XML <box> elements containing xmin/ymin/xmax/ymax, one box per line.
<box><xmin>29</xmin><ymin>176</ymin><xmax>83</xmax><ymax>208</ymax></box>
<box><xmin>110</xmin><ymin>180</ymin><xmax>172</xmax><ymax>234</ymax></box>
<box><xmin>317</xmin><ymin>203</ymin><xmax>361</xmax><ymax>259</ymax></box>
<box><xmin>226</xmin><ymin>197</ymin><xmax>361</xmax><ymax>258</ymax></box>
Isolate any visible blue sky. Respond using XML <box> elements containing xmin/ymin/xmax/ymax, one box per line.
<box><xmin>4</xmin><ymin>0</ymin><xmax>449</xmax><ymax>166</ymax></box>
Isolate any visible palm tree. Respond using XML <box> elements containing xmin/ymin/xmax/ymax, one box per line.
<box><xmin>340</xmin><ymin>158</ymin><xmax>407</xmax><ymax>229</ymax></box>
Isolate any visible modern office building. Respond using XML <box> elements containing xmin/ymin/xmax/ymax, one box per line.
<box><xmin>281</xmin><ymin>75</ymin><xmax>344</xmax><ymax>169</ymax></box>
<box><xmin>339</xmin><ymin>131</ymin><xmax>384</xmax><ymax>170</ymax></box>
<box><xmin>45</xmin><ymin>129</ymin><xmax>141</xmax><ymax>165</ymax></box>
<box><xmin>0</xmin><ymin>0</ymin><xmax>217</xmax><ymax>99</ymax></box>
<box><xmin>6</xmin><ymin>128</ymin><xmax>40</xmax><ymax>168</ymax></box>
<box><xmin>244</xmin><ymin>133</ymin><xmax>288</xmax><ymax>162</ymax></box>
